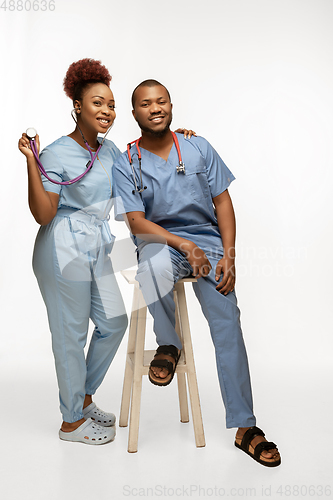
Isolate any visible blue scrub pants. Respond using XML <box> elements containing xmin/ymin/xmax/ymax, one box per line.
<box><xmin>136</xmin><ymin>243</ymin><xmax>256</xmax><ymax>429</ymax></box>
<box><xmin>33</xmin><ymin>214</ymin><xmax>128</xmax><ymax>423</ymax></box>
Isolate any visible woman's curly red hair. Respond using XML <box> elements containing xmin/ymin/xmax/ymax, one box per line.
<box><xmin>63</xmin><ymin>58</ymin><xmax>112</xmax><ymax>102</ymax></box>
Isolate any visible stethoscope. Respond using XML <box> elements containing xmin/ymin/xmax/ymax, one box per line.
<box><xmin>26</xmin><ymin>110</ymin><xmax>112</xmax><ymax>185</ymax></box>
<box><xmin>127</xmin><ymin>131</ymin><xmax>185</xmax><ymax>194</ymax></box>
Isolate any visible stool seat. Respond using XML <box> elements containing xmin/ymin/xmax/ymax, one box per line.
<box><xmin>119</xmin><ymin>269</ymin><xmax>205</xmax><ymax>452</ymax></box>
<box><xmin>121</xmin><ymin>269</ymin><xmax>198</xmax><ymax>285</ymax></box>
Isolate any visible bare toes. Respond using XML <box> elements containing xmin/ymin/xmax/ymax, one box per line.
<box><xmin>151</xmin><ymin>367</ymin><xmax>167</xmax><ymax>378</ymax></box>
<box><xmin>262</xmin><ymin>449</ymin><xmax>279</xmax><ymax>459</ymax></box>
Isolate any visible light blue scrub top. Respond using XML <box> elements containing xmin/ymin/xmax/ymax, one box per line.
<box><xmin>40</xmin><ymin>136</ymin><xmax>121</xmax><ymax>218</ymax></box>
<box><xmin>113</xmin><ymin>133</ymin><xmax>235</xmax><ymax>253</ymax></box>
<box><xmin>38</xmin><ymin>136</ymin><xmax>121</xmax><ymax>278</ymax></box>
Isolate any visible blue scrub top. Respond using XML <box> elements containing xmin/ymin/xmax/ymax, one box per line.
<box><xmin>39</xmin><ymin>136</ymin><xmax>121</xmax><ymax>219</ymax></box>
<box><xmin>113</xmin><ymin>133</ymin><xmax>235</xmax><ymax>252</ymax></box>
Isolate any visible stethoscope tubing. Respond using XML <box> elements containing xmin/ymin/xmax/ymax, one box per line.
<box><xmin>127</xmin><ymin>131</ymin><xmax>185</xmax><ymax>194</ymax></box>
<box><xmin>30</xmin><ymin>138</ymin><xmax>102</xmax><ymax>185</ymax></box>
<box><xmin>28</xmin><ymin>110</ymin><xmax>112</xmax><ymax>186</ymax></box>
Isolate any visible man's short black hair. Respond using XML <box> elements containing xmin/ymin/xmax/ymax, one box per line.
<box><xmin>131</xmin><ymin>79</ymin><xmax>171</xmax><ymax>108</ymax></box>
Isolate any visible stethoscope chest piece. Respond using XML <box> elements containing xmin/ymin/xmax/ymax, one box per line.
<box><xmin>26</xmin><ymin>127</ymin><xmax>37</xmax><ymax>140</ymax></box>
<box><xmin>176</xmin><ymin>161</ymin><xmax>186</xmax><ymax>174</ymax></box>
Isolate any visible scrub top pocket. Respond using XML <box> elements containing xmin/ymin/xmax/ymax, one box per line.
<box><xmin>186</xmin><ymin>165</ymin><xmax>210</xmax><ymax>203</ymax></box>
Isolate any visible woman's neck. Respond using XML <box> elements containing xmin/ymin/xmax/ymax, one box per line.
<box><xmin>67</xmin><ymin>126</ymin><xmax>99</xmax><ymax>151</ymax></box>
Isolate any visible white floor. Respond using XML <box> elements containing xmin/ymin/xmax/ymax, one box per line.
<box><xmin>2</xmin><ymin>343</ymin><xmax>332</xmax><ymax>500</ymax></box>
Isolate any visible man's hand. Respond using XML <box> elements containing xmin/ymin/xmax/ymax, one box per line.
<box><xmin>180</xmin><ymin>241</ymin><xmax>212</xmax><ymax>278</ymax></box>
<box><xmin>215</xmin><ymin>256</ymin><xmax>236</xmax><ymax>295</ymax></box>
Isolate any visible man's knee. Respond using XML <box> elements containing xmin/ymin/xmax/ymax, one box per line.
<box><xmin>137</xmin><ymin>244</ymin><xmax>175</xmax><ymax>304</ymax></box>
<box><xmin>137</xmin><ymin>243</ymin><xmax>174</xmax><ymax>283</ymax></box>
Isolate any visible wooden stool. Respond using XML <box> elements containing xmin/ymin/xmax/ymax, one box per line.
<box><xmin>119</xmin><ymin>270</ymin><xmax>205</xmax><ymax>453</ymax></box>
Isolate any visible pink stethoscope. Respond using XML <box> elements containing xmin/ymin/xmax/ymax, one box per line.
<box><xmin>26</xmin><ymin>110</ymin><xmax>112</xmax><ymax>185</ymax></box>
<box><xmin>127</xmin><ymin>131</ymin><xmax>185</xmax><ymax>194</ymax></box>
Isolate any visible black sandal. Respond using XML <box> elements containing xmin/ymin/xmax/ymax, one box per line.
<box><xmin>148</xmin><ymin>345</ymin><xmax>180</xmax><ymax>387</ymax></box>
<box><xmin>235</xmin><ymin>426</ymin><xmax>281</xmax><ymax>467</ymax></box>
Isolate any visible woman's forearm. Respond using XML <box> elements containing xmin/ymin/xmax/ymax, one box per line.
<box><xmin>26</xmin><ymin>156</ymin><xmax>58</xmax><ymax>225</ymax></box>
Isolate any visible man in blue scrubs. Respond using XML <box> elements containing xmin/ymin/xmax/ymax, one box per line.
<box><xmin>113</xmin><ymin>80</ymin><xmax>280</xmax><ymax>467</ymax></box>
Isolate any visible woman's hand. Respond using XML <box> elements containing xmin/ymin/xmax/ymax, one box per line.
<box><xmin>215</xmin><ymin>256</ymin><xmax>236</xmax><ymax>295</ymax></box>
<box><xmin>179</xmin><ymin>240</ymin><xmax>211</xmax><ymax>278</ymax></box>
<box><xmin>18</xmin><ymin>132</ymin><xmax>40</xmax><ymax>159</ymax></box>
<box><xmin>174</xmin><ymin>128</ymin><xmax>197</xmax><ymax>139</ymax></box>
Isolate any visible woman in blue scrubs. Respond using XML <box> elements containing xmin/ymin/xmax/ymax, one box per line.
<box><xmin>18</xmin><ymin>59</ymin><xmax>128</xmax><ymax>445</ymax></box>
<box><xmin>18</xmin><ymin>61</ymin><xmax>193</xmax><ymax>446</ymax></box>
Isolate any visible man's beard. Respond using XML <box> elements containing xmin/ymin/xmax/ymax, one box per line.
<box><xmin>137</xmin><ymin>114</ymin><xmax>173</xmax><ymax>137</ymax></box>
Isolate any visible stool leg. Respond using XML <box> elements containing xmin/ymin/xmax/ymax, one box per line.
<box><xmin>128</xmin><ymin>287</ymin><xmax>147</xmax><ymax>453</ymax></box>
<box><xmin>176</xmin><ymin>373</ymin><xmax>189</xmax><ymax>423</ymax></box>
<box><xmin>119</xmin><ymin>286</ymin><xmax>140</xmax><ymax>428</ymax></box>
<box><xmin>176</xmin><ymin>283</ymin><xmax>206</xmax><ymax>448</ymax></box>
<box><xmin>174</xmin><ymin>289</ymin><xmax>190</xmax><ymax>423</ymax></box>
<box><xmin>119</xmin><ymin>361</ymin><xmax>133</xmax><ymax>428</ymax></box>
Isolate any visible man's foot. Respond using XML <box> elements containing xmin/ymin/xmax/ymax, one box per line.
<box><xmin>150</xmin><ymin>352</ymin><xmax>180</xmax><ymax>379</ymax></box>
<box><xmin>148</xmin><ymin>345</ymin><xmax>180</xmax><ymax>386</ymax></box>
<box><xmin>235</xmin><ymin>426</ymin><xmax>281</xmax><ymax>467</ymax></box>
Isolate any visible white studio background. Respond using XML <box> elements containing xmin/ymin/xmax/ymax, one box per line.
<box><xmin>1</xmin><ymin>0</ymin><xmax>333</xmax><ymax>499</ymax></box>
